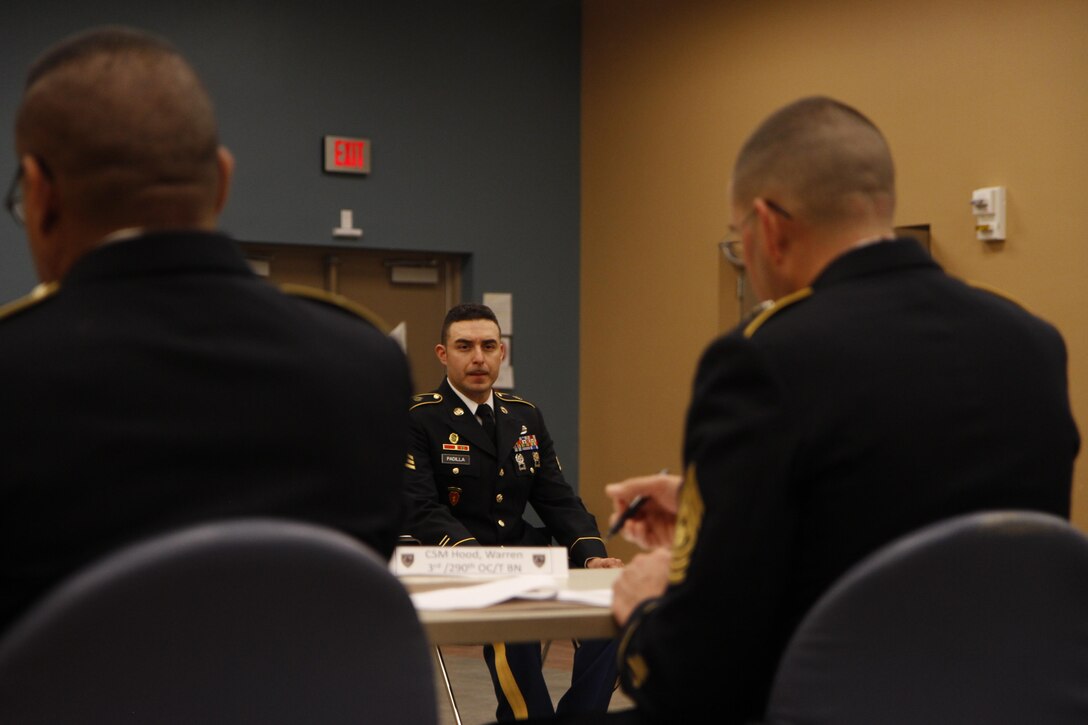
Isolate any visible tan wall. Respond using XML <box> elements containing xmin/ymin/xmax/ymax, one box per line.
<box><xmin>581</xmin><ymin>0</ymin><xmax>1088</xmax><ymax>558</ymax></box>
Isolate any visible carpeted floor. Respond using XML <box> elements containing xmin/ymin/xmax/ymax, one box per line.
<box><xmin>434</xmin><ymin>641</ymin><xmax>635</xmax><ymax>725</ymax></box>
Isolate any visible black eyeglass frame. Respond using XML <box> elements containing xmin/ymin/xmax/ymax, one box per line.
<box><xmin>5</xmin><ymin>157</ymin><xmax>53</xmax><ymax>227</ymax></box>
<box><xmin>4</xmin><ymin>166</ymin><xmax>23</xmax><ymax>226</ymax></box>
<box><xmin>720</xmin><ymin>199</ymin><xmax>794</xmax><ymax>266</ymax></box>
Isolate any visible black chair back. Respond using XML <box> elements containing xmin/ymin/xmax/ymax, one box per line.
<box><xmin>0</xmin><ymin>518</ymin><xmax>437</xmax><ymax>725</ymax></box>
<box><xmin>765</xmin><ymin>510</ymin><xmax>1088</xmax><ymax>725</ymax></box>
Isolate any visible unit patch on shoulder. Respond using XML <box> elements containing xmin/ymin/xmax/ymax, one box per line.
<box><xmin>0</xmin><ymin>282</ymin><xmax>59</xmax><ymax>322</ymax></box>
<box><xmin>281</xmin><ymin>283</ymin><xmax>390</xmax><ymax>332</ymax></box>
<box><xmin>743</xmin><ymin>287</ymin><xmax>813</xmax><ymax>338</ymax></box>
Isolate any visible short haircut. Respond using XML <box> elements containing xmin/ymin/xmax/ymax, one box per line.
<box><xmin>15</xmin><ymin>26</ymin><xmax>220</xmax><ymax>224</ymax></box>
<box><xmin>440</xmin><ymin>303</ymin><xmax>500</xmax><ymax>344</ymax></box>
<box><xmin>23</xmin><ymin>25</ymin><xmax>178</xmax><ymax>89</ymax></box>
<box><xmin>732</xmin><ymin>96</ymin><xmax>895</xmax><ymax>224</ymax></box>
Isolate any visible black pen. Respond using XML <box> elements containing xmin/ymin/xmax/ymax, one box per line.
<box><xmin>605</xmin><ymin>468</ymin><xmax>668</xmax><ymax>539</ymax></box>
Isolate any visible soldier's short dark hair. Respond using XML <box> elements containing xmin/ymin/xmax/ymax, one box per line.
<box><xmin>440</xmin><ymin>303</ymin><xmax>500</xmax><ymax>344</ymax></box>
<box><xmin>732</xmin><ymin>95</ymin><xmax>894</xmax><ymax>224</ymax></box>
<box><xmin>15</xmin><ymin>25</ymin><xmax>220</xmax><ymax>226</ymax></box>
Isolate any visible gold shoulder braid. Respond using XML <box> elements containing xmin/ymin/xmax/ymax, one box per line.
<box><xmin>668</xmin><ymin>463</ymin><xmax>705</xmax><ymax>585</ymax></box>
<box><xmin>409</xmin><ymin>392</ymin><xmax>443</xmax><ymax>411</ymax></box>
<box><xmin>0</xmin><ymin>282</ymin><xmax>60</xmax><ymax>322</ymax></box>
<box><xmin>743</xmin><ymin>287</ymin><xmax>813</xmax><ymax>339</ymax></box>
<box><xmin>495</xmin><ymin>390</ymin><xmax>535</xmax><ymax>408</ymax></box>
<box><xmin>280</xmin><ymin>283</ymin><xmax>390</xmax><ymax>333</ymax></box>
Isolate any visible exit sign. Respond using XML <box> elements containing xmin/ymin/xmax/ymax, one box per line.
<box><xmin>323</xmin><ymin>135</ymin><xmax>370</xmax><ymax>174</ymax></box>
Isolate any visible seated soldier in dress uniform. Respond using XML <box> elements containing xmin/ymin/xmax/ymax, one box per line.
<box><xmin>402</xmin><ymin>303</ymin><xmax>622</xmax><ymax>721</ymax></box>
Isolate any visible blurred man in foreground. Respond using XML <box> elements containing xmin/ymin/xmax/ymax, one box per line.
<box><xmin>0</xmin><ymin>26</ymin><xmax>411</xmax><ymax>631</ymax></box>
<box><xmin>529</xmin><ymin>96</ymin><xmax>1079</xmax><ymax>724</ymax></box>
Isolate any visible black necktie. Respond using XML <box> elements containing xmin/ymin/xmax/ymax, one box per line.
<box><xmin>477</xmin><ymin>403</ymin><xmax>497</xmax><ymax>445</ymax></box>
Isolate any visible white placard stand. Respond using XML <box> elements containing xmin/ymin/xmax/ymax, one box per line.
<box><xmin>391</xmin><ymin>546</ymin><xmax>569</xmax><ymax>578</ymax></box>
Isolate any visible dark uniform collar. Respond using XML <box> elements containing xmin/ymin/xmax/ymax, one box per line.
<box><xmin>812</xmin><ymin>237</ymin><xmax>939</xmax><ymax>291</ymax></box>
<box><xmin>62</xmin><ymin>230</ymin><xmax>252</xmax><ymax>286</ymax></box>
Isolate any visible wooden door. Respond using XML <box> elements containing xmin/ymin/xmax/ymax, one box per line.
<box><xmin>239</xmin><ymin>242</ymin><xmax>463</xmax><ymax>393</ymax></box>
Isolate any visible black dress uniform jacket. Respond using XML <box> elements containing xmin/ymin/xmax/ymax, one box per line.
<box><xmin>405</xmin><ymin>380</ymin><xmax>617</xmax><ymax>721</ymax></box>
<box><xmin>0</xmin><ymin>231</ymin><xmax>412</xmax><ymax>632</ymax></box>
<box><xmin>404</xmin><ymin>378</ymin><xmax>606</xmax><ymax>564</ymax></box>
<box><xmin>617</xmin><ymin>239</ymin><xmax>1080</xmax><ymax>724</ymax></box>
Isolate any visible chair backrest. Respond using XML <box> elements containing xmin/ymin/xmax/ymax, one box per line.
<box><xmin>0</xmin><ymin>518</ymin><xmax>437</xmax><ymax>725</ymax></box>
<box><xmin>765</xmin><ymin>510</ymin><xmax>1088</xmax><ymax>725</ymax></box>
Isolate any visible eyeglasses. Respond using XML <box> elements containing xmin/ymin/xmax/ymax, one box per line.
<box><xmin>4</xmin><ymin>166</ymin><xmax>23</xmax><ymax>226</ymax></box>
<box><xmin>720</xmin><ymin>237</ymin><xmax>745</xmax><ymax>267</ymax></box>
<box><xmin>719</xmin><ymin>199</ymin><xmax>794</xmax><ymax>267</ymax></box>
<box><xmin>5</xmin><ymin>158</ymin><xmax>52</xmax><ymax>227</ymax></box>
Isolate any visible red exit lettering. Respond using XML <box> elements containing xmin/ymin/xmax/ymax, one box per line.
<box><xmin>335</xmin><ymin>140</ymin><xmax>367</xmax><ymax>169</ymax></box>
<box><xmin>323</xmin><ymin>135</ymin><xmax>370</xmax><ymax>175</ymax></box>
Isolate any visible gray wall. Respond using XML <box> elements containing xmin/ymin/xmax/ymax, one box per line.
<box><xmin>0</xmin><ymin>0</ymin><xmax>584</xmax><ymax>490</ymax></box>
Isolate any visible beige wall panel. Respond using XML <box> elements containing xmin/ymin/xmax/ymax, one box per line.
<box><xmin>581</xmin><ymin>0</ymin><xmax>1088</xmax><ymax>548</ymax></box>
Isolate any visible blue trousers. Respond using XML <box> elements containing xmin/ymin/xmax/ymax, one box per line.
<box><xmin>483</xmin><ymin>638</ymin><xmax>619</xmax><ymax>720</ymax></box>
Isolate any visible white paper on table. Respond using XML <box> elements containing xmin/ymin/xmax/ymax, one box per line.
<box><xmin>411</xmin><ymin>575</ymin><xmax>559</xmax><ymax>611</ymax></box>
<box><xmin>556</xmin><ymin>588</ymin><xmax>613</xmax><ymax>607</ymax></box>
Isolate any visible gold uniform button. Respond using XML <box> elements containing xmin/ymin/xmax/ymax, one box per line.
<box><xmin>498</xmin><ymin>519</ymin><xmax>506</xmax><ymax>527</ymax></box>
<box><xmin>452</xmin><ymin>467</ymin><xmax>460</xmax><ymax>475</ymax></box>
<box><xmin>496</xmin><ymin>494</ymin><xmax>504</xmax><ymax>503</ymax></box>
<box><xmin>499</xmin><ymin>469</ymin><xmax>505</xmax><ymax>477</ymax></box>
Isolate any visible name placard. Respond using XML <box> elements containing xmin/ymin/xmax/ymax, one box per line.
<box><xmin>391</xmin><ymin>546</ymin><xmax>569</xmax><ymax>578</ymax></box>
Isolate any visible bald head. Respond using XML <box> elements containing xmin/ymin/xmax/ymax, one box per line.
<box><xmin>732</xmin><ymin>96</ymin><xmax>895</xmax><ymax>226</ymax></box>
<box><xmin>15</xmin><ymin>26</ymin><xmax>224</xmax><ymax>231</ymax></box>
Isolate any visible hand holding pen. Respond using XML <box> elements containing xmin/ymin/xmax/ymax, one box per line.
<box><xmin>605</xmin><ymin>494</ymin><xmax>650</xmax><ymax>539</ymax></box>
<box><xmin>604</xmin><ymin>468</ymin><xmax>682</xmax><ymax>548</ymax></box>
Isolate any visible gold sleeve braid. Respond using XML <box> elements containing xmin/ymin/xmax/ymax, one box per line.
<box><xmin>668</xmin><ymin>463</ymin><xmax>705</xmax><ymax>585</ymax></box>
